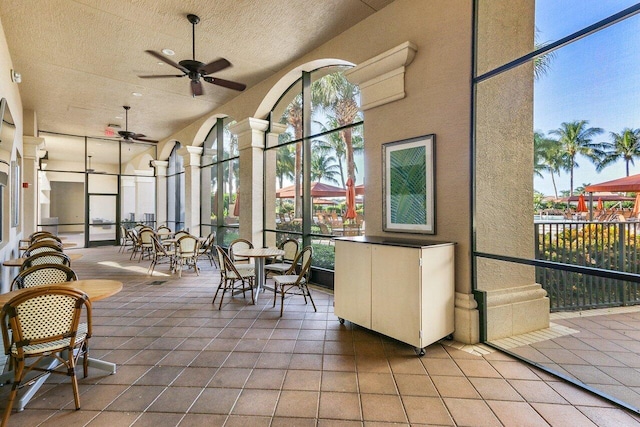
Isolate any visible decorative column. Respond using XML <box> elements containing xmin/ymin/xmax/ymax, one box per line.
<box><xmin>22</xmin><ymin>136</ymin><xmax>45</xmax><ymax>236</ymax></box>
<box><xmin>134</xmin><ymin>170</ymin><xmax>155</xmax><ymax>226</ymax></box>
<box><xmin>178</xmin><ymin>146</ymin><xmax>203</xmax><ymax>236</ymax></box>
<box><xmin>200</xmin><ymin>149</ymin><xmax>214</xmax><ymax>235</ymax></box>
<box><xmin>151</xmin><ymin>160</ymin><xmax>168</xmax><ymax>227</ymax></box>
<box><xmin>264</xmin><ymin>123</ymin><xmax>288</xmax><ymax>248</ymax></box>
<box><xmin>229</xmin><ymin>118</ymin><xmax>269</xmax><ymax>245</ymax></box>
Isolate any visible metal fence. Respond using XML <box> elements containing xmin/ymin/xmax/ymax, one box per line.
<box><xmin>535</xmin><ymin>221</ymin><xmax>640</xmax><ymax>311</ymax></box>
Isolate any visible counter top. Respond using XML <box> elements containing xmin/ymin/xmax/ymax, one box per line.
<box><xmin>335</xmin><ymin>235</ymin><xmax>455</xmax><ymax>248</ymax></box>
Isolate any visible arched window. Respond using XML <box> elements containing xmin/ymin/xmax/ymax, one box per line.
<box><xmin>264</xmin><ymin>65</ymin><xmax>364</xmax><ymax>278</ymax></box>
<box><xmin>167</xmin><ymin>142</ymin><xmax>185</xmax><ymax>231</ymax></box>
<box><xmin>200</xmin><ymin>117</ymin><xmax>240</xmax><ymax>245</ymax></box>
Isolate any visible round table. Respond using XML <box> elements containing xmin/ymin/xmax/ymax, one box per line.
<box><xmin>0</xmin><ymin>279</ymin><xmax>123</xmax><ymax>305</ymax></box>
<box><xmin>233</xmin><ymin>247</ymin><xmax>285</xmax><ymax>303</ymax></box>
<box><xmin>2</xmin><ymin>252</ymin><xmax>84</xmax><ymax>267</ymax></box>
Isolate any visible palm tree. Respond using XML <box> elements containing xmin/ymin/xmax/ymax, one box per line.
<box><xmin>276</xmin><ymin>144</ymin><xmax>295</xmax><ymax>188</ymax></box>
<box><xmin>312</xmin><ymin>71</ymin><xmax>362</xmax><ymax>184</ymax></box>
<box><xmin>534</xmin><ymin>131</ymin><xmax>567</xmax><ymax>199</ymax></box>
<box><xmin>280</xmin><ymin>94</ymin><xmax>303</xmax><ymax>217</ymax></box>
<box><xmin>597</xmin><ymin>128</ymin><xmax>640</xmax><ymax>176</ymax></box>
<box><xmin>311</xmin><ymin>149</ymin><xmax>341</xmax><ymax>184</ymax></box>
<box><xmin>549</xmin><ymin>120</ymin><xmax>604</xmax><ymax>196</ymax></box>
<box><xmin>314</xmin><ymin>117</ymin><xmax>364</xmax><ymax>187</ymax></box>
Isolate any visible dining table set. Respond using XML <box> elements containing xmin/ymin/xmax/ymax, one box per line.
<box><xmin>0</xmin><ymin>230</ymin><xmax>123</xmax><ymax>421</ymax></box>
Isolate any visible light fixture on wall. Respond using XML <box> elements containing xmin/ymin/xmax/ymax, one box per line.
<box><xmin>10</xmin><ymin>69</ymin><xmax>21</xmax><ymax>83</ymax></box>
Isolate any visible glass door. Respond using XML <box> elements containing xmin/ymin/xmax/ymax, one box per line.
<box><xmin>87</xmin><ymin>173</ymin><xmax>118</xmax><ymax>246</ymax></box>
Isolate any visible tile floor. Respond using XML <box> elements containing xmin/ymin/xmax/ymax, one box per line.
<box><xmin>2</xmin><ymin>246</ymin><xmax>640</xmax><ymax>426</ymax></box>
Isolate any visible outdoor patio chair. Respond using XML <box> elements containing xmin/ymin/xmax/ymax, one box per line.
<box><xmin>175</xmin><ymin>234</ymin><xmax>200</xmax><ymax>277</ymax></box>
<box><xmin>23</xmin><ymin>241</ymin><xmax>64</xmax><ymax>257</ymax></box>
<box><xmin>156</xmin><ymin>225</ymin><xmax>172</xmax><ymax>240</ymax></box>
<box><xmin>127</xmin><ymin>228</ymin><xmax>141</xmax><ymax>260</ymax></box>
<box><xmin>31</xmin><ymin>234</ymin><xmax>63</xmax><ymax>245</ymax></box>
<box><xmin>272</xmin><ymin>245</ymin><xmax>315</xmax><ymax>317</ymax></box>
<box><xmin>137</xmin><ymin>228</ymin><xmax>156</xmax><ymax>262</ymax></box>
<box><xmin>197</xmin><ymin>233</ymin><xmax>217</xmax><ymax>267</ymax></box>
<box><xmin>174</xmin><ymin>230</ymin><xmax>190</xmax><ymax>241</ymax></box>
<box><xmin>11</xmin><ymin>263</ymin><xmax>78</xmax><ymax>291</ymax></box>
<box><xmin>229</xmin><ymin>238</ymin><xmax>253</xmax><ymax>265</ymax></box>
<box><xmin>264</xmin><ymin>239</ymin><xmax>299</xmax><ymax>279</ymax></box>
<box><xmin>20</xmin><ymin>252</ymin><xmax>71</xmax><ymax>271</ymax></box>
<box><xmin>1</xmin><ymin>286</ymin><xmax>92</xmax><ymax>425</ymax></box>
<box><xmin>148</xmin><ymin>234</ymin><xmax>176</xmax><ymax>275</ymax></box>
<box><xmin>212</xmin><ymin>245</ymin><xmax>255</xmax><ymax>309</ymax></box>
<box><xmin>119</xmin><ymin>225</ymin><xmax>136</xmax><ymax>253</ymax></box>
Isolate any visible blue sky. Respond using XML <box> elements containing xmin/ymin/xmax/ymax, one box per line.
<box><xmin>533</xmin><ymin>1</ymin><xmax>640</xmax><ymax>195</ymax></box>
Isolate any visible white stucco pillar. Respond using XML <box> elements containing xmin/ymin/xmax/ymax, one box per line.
<box><xmin>133</xmin><ymin>170</ymin><xmax>155</xmax><ymax>226</ymax></box>
<box><xmin>151</xmin><ymin>160</ymin><xmax>168</xmax><ymax>227</ymax></box>
<box><xmin>120</xmin><ymin>176</ymin><xmax>135</xmax><ymax>223</ymax></box>
<box><xmin>229</xmin><ymin>118</ymin><xmax>269</xmax><ymax>246</ymax></box>
<box><xmin>178</xmin><ymin>146</ymin><xmax>203</xmax><ymax>236</ymax></box>
<box><xmin>264</xmin><ymin>123</ymin><xmax>288</xmax><ymax>248</ymax></box>
<box><xmin>22</xmin><ymin>136</ymin><xmax>45</xmax><ymax>236</ymax></box>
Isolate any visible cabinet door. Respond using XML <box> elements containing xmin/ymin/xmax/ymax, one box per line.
<box><xmin>334</xmin><ymin>241</ymin><xmax>372</xmax><ymax>328</ymax></box>
<box><xmin>371</xmin><ymin>245</ymin><xmax>420</xmax><ymax>347</ymax></box>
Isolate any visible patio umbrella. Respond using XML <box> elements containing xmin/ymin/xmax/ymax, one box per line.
<box><xmin>233</xmin><ymin>190</ymin><xmax>240</xmax><ymax>217</ymax></box>
<box><xmin>632</xmin><ymin>194</ymin><xmax>640</xmax><ymax>216</ymax></box>
<box><xmin>345</xmin><ymin>178</ymin><xmax>357</xmax><ymax>220</ymax></box>
<box><xmin>577</xmin><ymin>194</ymin><xmax>587</xmax><ymax>212</ymax></box>
<box><xmin>597</xmin><ymin>198</ymin><xmax>604</xmax><ymax>211</ymax></box>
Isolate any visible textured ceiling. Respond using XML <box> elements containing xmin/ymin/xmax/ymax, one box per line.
<box><xmin>0</xmin><ymin>0</ymin><xmax>393</xmax><ymax>144</ymax></box>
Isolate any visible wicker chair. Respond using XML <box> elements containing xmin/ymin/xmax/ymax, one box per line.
<box><xmin>212</xmin><ymin>246</ymin><xmax>255</xmax><ymax>309</ymax></box>
<box><xmin>0</xmin><ymin>286</ymin><xmax>92</xmax><ymax>425</ymax></box>
<box><xmin>23</xmin><ymin>241</ymin><xmax>63</xmax><ymax>257</ymax></box>
<box><xmin>229</xmin><ymin>238</ymin><xmax>253</xmax><ymax>264</ymax></box>
<box><xmin>273</xmin><ymin>246</ymin><xmax>315</xmax><ymax>316</ymax></box>
<box><xmin>264</xmin><ymin>239</ymin><xmax>299</xmax><ymax>279</ymax></box>
<box><xmin>137</xmin><ymin>228</ymin><xmax>156</xmax><ymax>262</ymax></box>
<box><xmin>20</xmin><ymin>252</ymin><xmax>71</xmax><ymax>271</ymax></box>
<box><xmin>11</xmin><ymin>263</ymin><xmax>78</xmax><ymax>291</ymax></box>
<box><xmin>175</xmin><ymin>234</ymin><xmax>200</xmax><ymax>277</ymax></box>
<box><xmin>197</xmin><ymin>233</ymin><xmax>217</xmax><ymax>267</ymax></box>
<box><xmin>148</xmin><ymin>234</ymin><xmax>176</xmax><ymax>275</ymax></box>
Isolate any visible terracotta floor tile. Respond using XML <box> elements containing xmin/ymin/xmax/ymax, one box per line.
<box><xmin>85</xmin><ymin>410</ymin><xmax>141</xmax><ymax>426</ymax></box>
<box><xmin>323</xmin><ymin>354</ymin><xmax>357</xmax><ymax>372</ymax></box>
<box><xmin>177</xmin><ymin>413</ymin><xmax>228</xmax><ymax>426</ymax></box>
<box><xmin>224</xmin><ymin>415</ymin><xmax>272</xmax><ymax>426</ymax></box>
<box><xmin>360</xmin><ymin>394</ymin><xmax>407</xmax><ymax>423</ymax></box>
<box><xmin>487</xmin><ymin>400</ymin><xmax>549</xmax><ymax>426</ymax></box>
<box><xmin>208</xmin><ymin>367</ymin><xmax>252</xmax><ymax>388</ymax></box>
<box><xmin>531</xmin><ymin>403</ymin><xmax>599</xmax><ymax>427</ymax></box>
<box><xmin>172</xmin><ymin>367</ymin><xmax>218</xmax><ymax>387</ymax></box>
<box><xmin>577</xmin><ymin>405</ymin><xmax>640</xmax><ymax>427</ymax></box>
<box><xmin>244</xmin><ymin>368</ymin><xmax>287</xmax><ymax>389</ymax></box>
<box><xmin>189</xmin><ymin>387</ymin><xmax>242</xmax><ymax>414</ymax></box>
<box><xmin>106</xmin><ymin>385</ymin><xmax>166</xmax><ymax>412</ymax></box>
<box><xmin>320</xmin><ymin>371</ymin><xmax>358</xmax><ymax>393</ymax></box>
<box><xmin>488</xmin><ymin>360</ymin><xmax>541</xmax><ymax>380</ymax></box>
<box><xmin>283</xmin><ymin>369</ymin><xmax>323</xmax><ymax>391</ymax></box>
<box><xmin>454</xmin><ymin>358</ymin><xmax>502</xmax><ymax>378</ymax></box>
<box><xmin>431</xmin><ymin>376</ymin><xmax>481</xmax><ymax>399</ymax></box>
<box><xmin>135</xmin><ymin>365</ymin><xmax>184</xmax><ymax>386</ymax></box>
<box><xmin>231</xmin><ymin>389</ymin><xmax>279</xmax><ymax>416</ymax></box>
<box><xmin>402</xmin><ymin>395</ymin><xmax>454</xmax><ymax>425</ymax></box>
<box><xmin>318</xmin><ymin>392</ymin><xmax>362</xmax><ymax>420</ymax></box>
<box><xmin>422</xmin><ymin>357</ymin><xmax>464</xmax><ymax>377</ymax></box>
<box><xmin>274</xmin><ymin>390</ymin><xmax>319</xmax><ymax>418</ymax></box>
<box><xmin>394</xmin><ymin>373</ymin><xmax>439</xmax><ymax>397</ymax></box>
<box><xmin>468</xmin><ymin>377</ymin><xmax>524</xmax><ymax>402</ymax></box>
<box><xmin>443</xmin><ymin>398</ymin><xmax>501</xmax><ymax>427</ymax></box>
<box><xmin>146</xmin><ymin>386</ymin><xmax>203</xmax><ymax>413</ymax></box>
<box><xmin>357</xmin><ymin>372</ymin><xmax>398</xmax><ymax>395</ymax></box>
<box><xmin>508</xmin><ymin>379</ymin><xmax>568</xmax><ymax>404</ymax></box>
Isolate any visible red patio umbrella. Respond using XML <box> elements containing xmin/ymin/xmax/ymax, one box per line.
<box><xmin>632</xmin><ymin>194</ymin><xmax>640</xmax><ymax>216</ymax></box>
<box><xmin>597</xmin><ymin>198</ymin><xmax>604</xmax><ymax>211</ymax></box>
<box><xmin>577</xmin><ymin>194</ymin><xmax>587</xmax><ymax>212</ymax></box>
<box><xmin>233</xmin><ymin>190</ymin><xmax>240</xmax><ymax>217</ymax></box>
<box><xmin>345</xmin><ymin>178</ymin><xmax>356</xmax><ymax>220</ymax></box>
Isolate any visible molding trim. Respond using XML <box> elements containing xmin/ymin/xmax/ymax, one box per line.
<box><xmin>344</xmin><ymin>41</ymin><xmax>417</xmax><ymax>110</ymax></box>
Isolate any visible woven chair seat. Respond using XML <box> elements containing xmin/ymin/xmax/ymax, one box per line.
<box><xmin>227</xmin><ymin>267</ymin><xmax>255</xmax><ymax>279</ymax></box>
<box><xmin>273</xmin><ymin>274</ymin><xmax>306</xmax><ymax>286</ymax></box>
<box><xmin>12</xmin><ymin>329</ymin><xmax>88</xmax><ymax>356</ymax></box>
<box><xmin>264</xmin><ymin>262</ymin><xmax>293</xmax><ymax>274</ymax></box>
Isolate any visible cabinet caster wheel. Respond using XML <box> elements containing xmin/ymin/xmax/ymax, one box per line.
<box><xmin>338</xmin><ymin>318</ymin><xmax>345</xmax><ymax>324</ymax></box>
<box><xmin>415</xmin><ymin>347</ymin><xmax>425</xmax><ymax>357</ymax></box>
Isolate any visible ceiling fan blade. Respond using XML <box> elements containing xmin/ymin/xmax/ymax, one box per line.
<box><xmin>200</xmin><ymin>58</ymin><xmax>231</xmax><ymax>76</ymax></box>
<box><xmin>145</xmin><ymin>50</ymin><xmax>189</xmax><ymax>74</ymax></box>
<box><xmin>132</xmin><ymin>133</ymin><xmax>147</xmax><ymax>139</ymax></box>
<box><xmin>133</xmin><ymin>137</ymin><xmax>159</xmax><ymax>143</ymax></box>
<box><xmin>191</xmin><ymin>79</ymin><xmax>204</xmax><ymax>96</ymax></box>
<box><xmin>138</xmin><ymin>74</ymin><xmax>185</xmax><ymax>79</ymax></box>
<box><xmin>203</xmin><ymin>76</ymin><xmax>246</xmax><ymax>92</ymax></box>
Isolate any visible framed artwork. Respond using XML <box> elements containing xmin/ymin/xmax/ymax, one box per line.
<box><xmin>382</xmin><ymin>134</ymin><xmax>435</xmax><ymax>234</ymax></box>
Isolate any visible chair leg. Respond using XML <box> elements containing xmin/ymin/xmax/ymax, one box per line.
<box><xmin>304</xmin><ymin>283</ymin><xmax>317</xmax><ymax>312</ymax></box>
<box><xmin>280</xmin><ymin>286</ymin><xmax>286</xmax><ymax>317</ymax></box>
<box><xmin>82</xmin><ymin>341</ymin><xmax>89</xmax><ymax>378</ymax></box>
<box><xmin>249</xmin><ymin>277</ymin><xmax>255</xmax><ymax>303</ymax></box>
<box><xmin>3</xmin><ymin>360</ymin><xmax>25</xmax><ymax>426</ymax></box>
<box><xmin>273</xmin><ymin>281</ymin><xmax>278</xmax><ymax>307</ymax></box>
<box><xmin>212</xmin><ymin>282</ymin><xmax>223</xmax><ymax>306</ymax></box>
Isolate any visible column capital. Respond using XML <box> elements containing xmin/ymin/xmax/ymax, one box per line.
<box><xmin>229</xmin><ymin>117</ymin><xmax>269</xmax><ymax>150</ymax></box>
<box><xmin>178</xmin><ymin>145</ymin><xmax>204</xmax><ymax>167</ymax></box>
<box><xmin>23</xmin><ymin>136</ymin><xmax>45</xmax><ymax>158</ymax></box>
<box><xmin>151</xmin><ymin>160</ymin><xmax>169</xmax><ymax>176</ymax></box>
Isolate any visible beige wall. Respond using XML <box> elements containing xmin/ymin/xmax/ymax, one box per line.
<box><xmin>0</xmin><ymin>15</ymin><xmax>24</xmax><ymax>292</ymax></box>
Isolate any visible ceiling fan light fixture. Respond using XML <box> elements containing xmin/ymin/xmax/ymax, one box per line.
<box><xmin>131</xmin><ymin>92</ymin><xmax>143</xmax><ymax>97</ymax></box>
<box><xmin>161</xmin><ymin>48</ymin><xmax>175</xmax><ymax>56</ymax></box>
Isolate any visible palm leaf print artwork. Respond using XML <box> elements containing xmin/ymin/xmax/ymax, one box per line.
<box><xmin>389</xmin><ymin>146</ymin><xmax>427</xmax><ymax>225</ymax></box>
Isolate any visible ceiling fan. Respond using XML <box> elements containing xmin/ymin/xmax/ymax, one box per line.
<box><xmin>117</xmin><ymin>106</ymin><xmax>158</xmax><ymax>143</ymax></box>
<box><xmin>139</xmin><ymin>13</ymin><xmax>246</xmax><ymax>97</ymax></box>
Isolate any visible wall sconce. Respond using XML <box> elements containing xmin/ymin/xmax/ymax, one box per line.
<box><xmin>10</xmin><ymin>69</ymin><xmax>21</xmax><ymax>83</ymax></box>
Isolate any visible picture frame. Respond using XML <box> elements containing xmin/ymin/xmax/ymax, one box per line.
<box><xmin>382</xmin><ymin>134</ymin><xmax>435</xmax><ymax>234</ymax></box>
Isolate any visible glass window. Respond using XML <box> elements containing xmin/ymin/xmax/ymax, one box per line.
<box><xmin>167</xmin><ymin>142</ymin><xmax>185</xmax><ymax>231</ymax></box>
<box><xmin>265</xmin><ymin>66</ymin><xmax>364</xmax><ymax>277</ymax></box>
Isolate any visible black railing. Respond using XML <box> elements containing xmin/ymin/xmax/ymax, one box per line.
<box><xmin>535</xmin><ymin>221</ymin><xmax>640</xmax><ymax>311</ymax></box>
